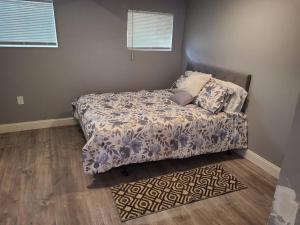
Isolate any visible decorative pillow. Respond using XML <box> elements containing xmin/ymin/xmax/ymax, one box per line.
<box><xmin>171</xmin><ymin>71</ymin><xmax>211</xmax><ymax>89</ymax></box>
<box><xmin>169</xmin><ymin>90</ymin><xmax>195</xmax><ymax>106</ymax></box>
<box><xmin>214</xmin><ymin>79</ymin><xmax>248</xmax><ymax>113</ymax></box>
<box><xmin>194</xmin><ymin>79</ymin><xmax>233</xmax><ymax>113</ymax></box>
<box><xmin>177</xmin><ymin>74</ymin><xmax>212</xmax><ymax>97</ymax></box>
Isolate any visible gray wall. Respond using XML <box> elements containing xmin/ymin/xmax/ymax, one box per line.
<box><xmin>0</xmin><ymin>0</ymin><xmax>186</xmax><ymax>124</ymax></box>
<box><xmin>268</xmin><ymin>95</ymin><xmax>300</xmax><ymax>224</ymax></box>
<box><xmin>183</xmin><ymin>0</ymin><xmax>300</xmax><ymax>166</ymax></box>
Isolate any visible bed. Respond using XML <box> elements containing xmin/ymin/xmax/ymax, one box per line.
<box><xmin>73</xmin><ymin>63</ymin><xmax>251</xmax><ymax>174</ymax></box>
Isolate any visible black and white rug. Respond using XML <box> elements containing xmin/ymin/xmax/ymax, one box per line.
<box><xmin>111</xmin><ymin>164</ymin><xmax>247</xmax><ymax>222</ymax></box>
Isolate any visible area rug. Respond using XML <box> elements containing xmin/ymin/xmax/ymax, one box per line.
<box><xmin>111</xmin><ymin>164</ymin><xmax>247</xmax><ymax>222</ymax></box>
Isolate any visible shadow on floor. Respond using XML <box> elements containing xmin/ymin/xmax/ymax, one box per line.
<box><xmin>87</xmin><ymin>151</ymin><xmax>242</xmax><ymax>189</ymax></box>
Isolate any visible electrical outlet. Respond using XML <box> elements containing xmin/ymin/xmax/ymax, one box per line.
<box><xmin>17</xmin><ymin>96</ymin><xmax>24</xmax><ymax>105</ymax></box>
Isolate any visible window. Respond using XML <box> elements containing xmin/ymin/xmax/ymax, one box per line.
<box><xmin>0</xmin><ymin>0</ymin><xmax>58</xmax><ymax>48</ymax></box>
<box><xmin>127</xmin><ymin>10</ymin><xmax>174</xmax><ymax>51</ymax></box>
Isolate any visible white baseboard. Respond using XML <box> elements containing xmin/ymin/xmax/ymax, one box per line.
<box><xmin>0</xmin><ymin>117</ymin><xmax>78</xmax><ymax>134</ymax></box>
<box><xmin>236</xmin><ymin>149</ymin><xmax>281</xmax><ymax>179</ymax></box>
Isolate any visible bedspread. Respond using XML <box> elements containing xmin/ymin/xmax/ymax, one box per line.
<box><xmin>73</xmin><ymin>90</ymin><xmax>247</xmax><ymax>174</ymax></box>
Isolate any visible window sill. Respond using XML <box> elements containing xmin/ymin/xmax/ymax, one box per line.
<box><xmin>128</xmin><ymin>48</ymin><xmax>172</xmax><ymax>52</ymax></box>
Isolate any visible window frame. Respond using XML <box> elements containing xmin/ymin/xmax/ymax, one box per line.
<box><xmin>127</xmin><ymin>10</ymin><xmax>174</xmax><ymax>52</ymax></box>
<box><xmin>0</xmin><ymin>0</ymin><xmax>58</xmax><ymax>48</ymax></box>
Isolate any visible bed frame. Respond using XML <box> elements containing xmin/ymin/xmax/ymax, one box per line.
<box><xmin>186</xmin><ymin>63</ymin><xmax>252</xmax><ymax>113</ymax></box>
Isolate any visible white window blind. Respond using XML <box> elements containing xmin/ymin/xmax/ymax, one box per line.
<box><xmin>0</xmin><ymin>0</ymin><xmax>58</xmax><ymax>48</ymax></box>
<box><xmin>127</xmin><ymin>10</ymin><xmax>173</xmax><ymax>51</ymax></box>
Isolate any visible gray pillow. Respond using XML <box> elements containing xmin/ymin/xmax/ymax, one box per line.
<box><xmin>169</xmin><ymin>90</ymin><xmax>195</xmax><ymax>106</ymax></box>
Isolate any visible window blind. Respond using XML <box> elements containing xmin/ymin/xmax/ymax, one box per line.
<box><xmin>0</xmin><ymin>0</ymin><xmax>58</xmax><ymax>47</ymax></box>
<box><xmin>127</xmin><ymin>10</ymin><xmax>174</xmax><ymax>51</ymax></box>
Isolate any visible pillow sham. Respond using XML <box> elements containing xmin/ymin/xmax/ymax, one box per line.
<box><xmin>194</xmin><ymin>79</ymin><xmax>233</xmax><ymax>114</ymax></box>
<box><xmin>169</xmin><ymin>90</ymin><xmax>195</xmax><ymax>106</ymax></box>
<box><xmin>177</xmin><ymin>74</ymin><xmax>212</xmax><ymax>97</ymax></box>
<box><xmin>215</xmin><ymin>78</ymin><xmax>248</xmax><ymax>113</ymax></box>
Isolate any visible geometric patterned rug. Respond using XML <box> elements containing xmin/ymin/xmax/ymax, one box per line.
<box><xmin>111</xmin><ymin>164</ymin><xmax>247</xmax><ymax>222</ymax></box>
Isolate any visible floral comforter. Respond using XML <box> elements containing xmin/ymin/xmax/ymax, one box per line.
<box><xmin>73</xmin><ymin>90</ymin><xmax>247</xmax><ymax>174</ymax></box>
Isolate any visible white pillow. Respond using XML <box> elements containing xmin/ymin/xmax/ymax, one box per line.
<box><xmin>172</xmin><ymin>71</ymin><xmax>212</xmax><ymax>89</ymax></box>
<box><xmin>185</xmin><ymin>71</ymin><xmax>193</xmax><ymax>77</ymax></box>
<box><xmin>215</xmin><ymin>78</ymin><xmax>248</xmax><ymax>113</ymax></box>
<box><xmin>177</xmin><ymin>74</ymin><xmax>211</xmax><ymax>97</ymax></box>
<box><xmin>186</xmin><ymin>71</ymin><xmax>211</xmax><ymax>78</ymax></box>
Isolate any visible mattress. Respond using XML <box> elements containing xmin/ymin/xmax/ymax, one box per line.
<box><xmin>73</xmin><ymin>90</ymin><xmax>248</xmax><ymax>174</ymax></box>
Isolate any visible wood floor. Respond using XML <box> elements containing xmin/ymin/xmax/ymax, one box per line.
<box><xmin>0</xmin><ymin>126</ymin><xmax>277</xmax><ymax>225</ymax></box>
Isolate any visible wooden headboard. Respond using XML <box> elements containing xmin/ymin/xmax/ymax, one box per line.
<box><xmin>186</xmin><ymin>63</ymin><xmax>252</xmax><ymax>112</ymax></box>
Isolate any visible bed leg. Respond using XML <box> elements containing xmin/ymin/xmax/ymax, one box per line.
<box><xmin>122</xmin><ymin>169</ymin><xmax>129</xmax><ymax>177</ymax></box>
